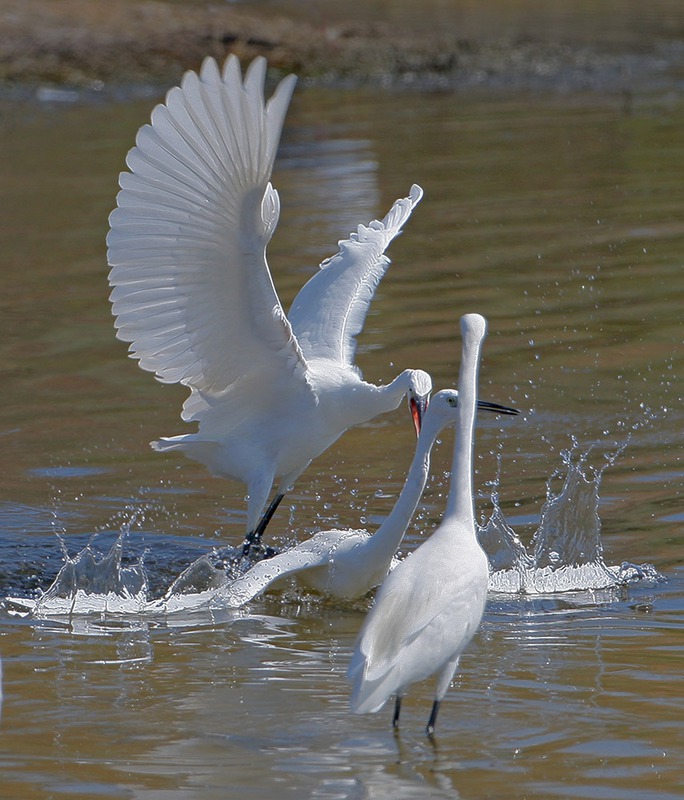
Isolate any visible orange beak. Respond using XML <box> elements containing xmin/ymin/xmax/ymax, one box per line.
<box><xmin>409</xmin><ymin>395</ymin><xmax>429</xmax><ymax>437</ymax></box>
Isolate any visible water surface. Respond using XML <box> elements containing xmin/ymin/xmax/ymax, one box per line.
<box><xmin>0</xmin><ymin>38</ymin><xmax>682</xmax><ymax>800</ymax></box>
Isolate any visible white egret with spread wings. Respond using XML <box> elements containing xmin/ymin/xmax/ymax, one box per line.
<box><xmin>107</xmin><ymin>56</ymin><xmax>433</xmax><ymax>556</ymax></box>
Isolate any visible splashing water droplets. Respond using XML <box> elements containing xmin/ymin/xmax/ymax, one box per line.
<box><xmin>26</xmin><ymin>530</ymin><xmax>149</xmax><ymax>617</ymax></box>
<box><xmin>5</xmin><ymin>439</ymin><xmax>664</xmax><ymax>618</ymax></box>
<box><xmin>484</xmin><ymin>439</ymin><xmax>660</xmax><ymax>594</ymax></box>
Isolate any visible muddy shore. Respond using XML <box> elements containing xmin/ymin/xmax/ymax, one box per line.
<box><xmin>2</xmin><ymin>0</ymin><xmax>684</xmax><ymax>92</ymax></box>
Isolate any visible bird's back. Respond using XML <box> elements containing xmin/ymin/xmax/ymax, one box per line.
<box><xmin>349</xmin><ymin>519</ymin><xmax>489</xmax><ymax>714</ymax></box>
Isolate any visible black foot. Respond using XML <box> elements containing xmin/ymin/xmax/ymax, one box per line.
<box><xmin>240</xmin><ymin>541</ymin><xmax>279</xmax><ymax>564</ymax></box>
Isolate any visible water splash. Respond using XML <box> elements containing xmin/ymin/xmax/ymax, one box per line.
<box><xmin>484</xmin><ymin>441</ymin><xmax>663</xmax><ymax>594</ymax></box>
<box><xmin>478</xmin><ymin>502</ymin><xmax>535</xmax><ymax>593</ymax></box>
<box><xmin>146</xmin><ymin>547</ymin><xmax>239</xmax><ymax>614</ymax></box>
<box><xmin>4</xmin><ymin>441</ymin><xmax>665</xmax><ymax>617</ymax></box>
<box><xmin>8</xmin><ymin>529</ymin><xmax>148</xmax><ymax>616</ymax></box>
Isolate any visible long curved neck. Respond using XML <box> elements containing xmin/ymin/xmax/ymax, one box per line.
<box><xmin>445</xmin><ymin>334</ymin><xmax>482</xmax><ymax>525</ymax></box>
<box><xmin>367</xmin><ymin>369</ymin><xmax>413</xmax><ymax>417</ymax></box>
<box><xmin>320</xmin><ymin>368</ymin><xmax>412</xmax><ymax>433</ymax></box>
<box><xmin>366</xmin><ymin>410</ymin><xmax>444</xmax><ymax>560</ymax></box>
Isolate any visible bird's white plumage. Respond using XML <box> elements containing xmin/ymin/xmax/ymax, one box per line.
<box><xmin>289</xmin><ymin>184</ymin><xmax>423</xmax><ymax>368</ymax></box>
<box><xmin>107</xmin><ymin>55</ymin><xmax>429</xmax><ymax>540</ymax></box>
<box><xmin>108</xmin><ymin>57</ymin><xmax>305</xmax><ymax>406</ymax></box>
<box><xmin>348</xmin><ymin>314</ymin><xmax>491</xmax><ymax>730</ymax></box>
<box><xmin>348</xmin><ymin>539</ymin><xmax>487</xmax><ymax>713</ymax></box>
<box><xmin>213</xmin><ymin>389</ymin><xmax>463</xmax><ymax>606</ymax></box>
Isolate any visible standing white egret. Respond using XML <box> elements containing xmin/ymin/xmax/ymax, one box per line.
<box><xmin>348</xmin><ymin>313</ymin><xmax>491</xmax><ymax>736</ymax></box>
<box><xmin>213</xmin><ymin>389</ymin><xmax>517</xmax><ymax>607</ymax></box>
<box><xmin>106</xmin><ymin>55</ymin><xmax>432</xmax><ymax>556</ymax></box>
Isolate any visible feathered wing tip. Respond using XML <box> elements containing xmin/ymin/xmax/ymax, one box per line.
<box><xmin>347</xmin><ymin>569</ymin><xmax>423</xmax><ymax>715</ymax></box>
<box><xmin>374</xmin><ymin>183</ymin><xmax>423</xmax><ymax>236</ymax></box>
<box><xmin>201</xmin><ymin>55</ymin><xmax>296</xmax><ymax>157</ymax></box>
<box><xmin>287</xmin><ymin>185</ymin><xmax>424</xmax><ymax>366</ymax></box>
<box><xmin>106</xmin><ymin>55</ymin><xmax>307</xmax><ymax>396</ymax></box>
<box><xmin>348</xmin><ymin>650</ymin><xmax>395</xmax><ymax>715</ymax></box>
<box><xmin>217</xmin><ymin>54</ymin><xmax>297</xmax><ymax>173</ymax></box>
<box><xmin>348</xmin><ymin>611</ymin><xmax>401</xmax><ymax>715</ymax></box>
<box><xmin>323</xmin><ymin>184</ymin><xmax>424</xmax><ymax>272</ymax></box>
<box><xmin>107</xmin><ymin>53</ymin><xmax>296</xmax><ymax>269</ymax></box>
<box><xmin>118</xmin><ymin>54</ymin><xmax>295</xmax><ymax>208</ymax></box>
<box><xmin>347</xmin><ymin>650</ymin><xmax>369</xmax><ymax>712</ymax></box>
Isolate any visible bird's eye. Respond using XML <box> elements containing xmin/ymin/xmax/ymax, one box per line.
<box><xmin>448</xmin><ymin>397</ymin><xmax>457</xmax><ymax>406</ymax></box>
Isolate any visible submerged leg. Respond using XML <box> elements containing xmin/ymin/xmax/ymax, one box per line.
<box><xmin>241</xmin><ymin>493</ymin><xmax>285</xmax><ymax>557</ymax></box>
<box><xmin>392</xmin><ymin>696</ymin><xmax>402</xmax><ymax>729</ymax></box>
<box><xmin>426</xmin><ymin>699</ymin><xmax>440</xmax><ymax>737</ymax></box>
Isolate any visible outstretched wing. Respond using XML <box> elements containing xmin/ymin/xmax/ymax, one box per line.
<box><xmin>218</xmin><ymin>548</ymin><xmax>323</xmax><ymax>607</ymax></box>
<box><xmin>287</xmin><ymin>184</ymin><xmax>423</xmax><ymax>369</ymax></box>
<box><xmin>107</xmin><ymin>56</ymin><xmax>312</xmax><ymax>419</ymax></box>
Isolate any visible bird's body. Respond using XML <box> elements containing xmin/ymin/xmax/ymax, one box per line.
<box><xmin>348</xmin><ymin>314</ymin><xmax>491</xmax><ymax>736</ymax></box>
<box><xmin>214</xmin><ymin>389</ymin><xmax>469</xmax><ymax>606</ymax></box>
<box><xmin>106</xmin><ymin>55</ymin><xmax>431</xmax><ymax>551</ymax></box>
<box><xmin>154</xmin><ymin>359</ymin><xmax>426</xmax><ymax>513</ymax></box>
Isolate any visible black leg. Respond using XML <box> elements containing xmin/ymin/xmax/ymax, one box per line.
<box><xmin>392</xmin><ymin>696</ymin><xmax>402</xmax><ymax>729</ymax></box>
<box><xmin>426</xmin><ymin>699</ymin><xmax>440</xmax><ymax>737</ymax></box>
<box><xmin>241</xmin><ymin>493</ymin><xmax>285</xmax><ymax>557</ymax></box>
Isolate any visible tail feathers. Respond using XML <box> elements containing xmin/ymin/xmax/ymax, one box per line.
<box><xmin>349</xmin><ymin>679</ymin><xmax>393</xmax><ymax>715</ymax></box>
<box><xmin>348</xmin><ymin>654</ymin><xmax>397</xmax><ymax>715</ymax></box>
<box><xmin>151</xmin><ymin>436</ymin><xmax>224</xmax><ymax>476</ymax></box>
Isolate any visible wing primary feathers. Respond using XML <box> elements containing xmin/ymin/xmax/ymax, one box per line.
<box><xmin>288</xmin><ymin>185</ymin><xmax>423</xmax><ymax>366</ymax></box>
<box><xmin>107</xmin><ymin>55</ymin><xmax>311</xmax><ymax>399</ymax></box>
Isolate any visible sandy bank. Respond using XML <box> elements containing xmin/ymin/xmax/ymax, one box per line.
<box><xmin>2</xmin><ymin>0</ymin><xmax>683</xmax><ymax>91</ymax></box>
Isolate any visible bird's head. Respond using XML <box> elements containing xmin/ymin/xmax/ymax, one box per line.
<box><xmin>425</xmin><ymin>388</ymin><xmax>520</xmax><ymax>422</ymax></box>
<box><xmin>424</xmin><ymin>388</ymin><xmax>460</xmax><ymax>422</ymax></box>
<box><xmin>407</xmin><ymin>369</ymin><xmax>432</xmax><ymax>436</ymax></box>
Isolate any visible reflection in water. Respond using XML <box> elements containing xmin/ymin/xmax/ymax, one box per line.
<box><xmin>5</xmin><ymin>571</ymin><xmax>678</xmax><ymax>800</ymax></box>
<box><xmin>278</xmin><ymin>132</ymin><xmax>381</xmax><ymax>264</ymax></box>
<box><xmin>18</xmin><ymin>577</ymin><xmax>668</xmax><ymax>800</ymax></box>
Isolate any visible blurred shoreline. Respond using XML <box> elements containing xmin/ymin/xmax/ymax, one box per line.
<box><xmin>2</xmin><ymin>0</ymin><xmax>684</xmax><ymax>92</ymax></box>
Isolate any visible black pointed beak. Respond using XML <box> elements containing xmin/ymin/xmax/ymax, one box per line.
<box><xmin>409</xmin><ymin>394</ymin><xmax>430</xmax><ymax>436</ymax></box>
<box><xmin>476</xmin><ymin>399</ymin><xmax>520</xmax><ymax>416</ymax></box>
